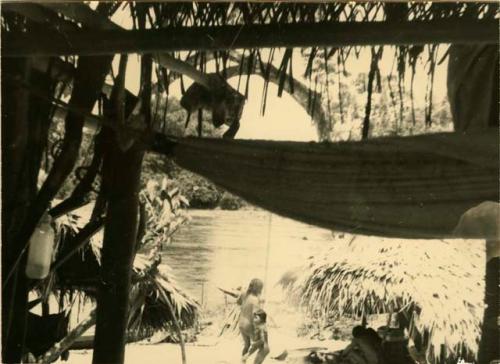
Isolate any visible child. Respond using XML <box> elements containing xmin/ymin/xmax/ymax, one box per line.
<box><xmin>242</xmin><ymin>309</ymin><xmax>270</xmax><ymax>364</ymax></box>
<box><xmin>239</xmin><ymin>279</ymin><xmax>264</xmax><ymax>360</ymax></box>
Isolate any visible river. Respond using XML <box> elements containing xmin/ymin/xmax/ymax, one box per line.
<box><xmin>162</xmin><ymin>209</ymin><xmax>335</xmax><ymax>308</ymax></box>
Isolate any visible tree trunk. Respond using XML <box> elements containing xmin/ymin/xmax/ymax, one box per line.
<box><xmin>92</xmin><ymin>133</ymin><xmax>144</xmax><ymax>363</ymax></box>
<box><xmin>2</xmin><ymin>59</ymin><xmax>54</xmax><ymax>363</ymax></box>
<box><xmin>2</xmin><ymin>50</ymin><xmax>110</xmax><ymax>362</ymax></box>
<box><xmin>362</xmin><ymin>47</ymin><xmax>383</xmax><ymax>140</ymax></box>
<box><xmin>1</xmin><ymin>57</ymin><xmax>31</xmax><ymax>364</ymax></box>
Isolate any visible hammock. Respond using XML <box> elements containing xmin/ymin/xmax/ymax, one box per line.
<box><xmin>166</xmin><ymin>129</ymin><xmax>498</xmax><ymax>239</ymax></box>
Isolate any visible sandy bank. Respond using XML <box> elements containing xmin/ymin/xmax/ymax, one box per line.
<box><xmin>55</xmin><ymin>328</ymin><xmax>348</xmax><ymax>364</ymax></box>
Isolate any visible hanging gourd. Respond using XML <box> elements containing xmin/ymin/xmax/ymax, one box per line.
<box><xmin>25</xmin><ymin>213</ymin><xmax>55</xmax><ymax>279</ymax></box>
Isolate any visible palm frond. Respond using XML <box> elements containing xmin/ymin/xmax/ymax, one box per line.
<box><xmin>51</xmin><ymin>192</ymin><xmax>198</xmax><ymax>335</ymax></box>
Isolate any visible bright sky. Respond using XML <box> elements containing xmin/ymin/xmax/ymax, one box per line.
<box><xmin>230</xmin><ymin>76</ymin><xmax>319</xmax><ymax>142</ymax></box>
<box><xmin>102</xmin><ymin>6</ymin><xmax>450</xmax><ymax>142</ymax></box>
<box><xmin>113</xmin><ymin>51</ymin><xmax>448</xmax><ymax>142</ymax></box>
<box><xmin>110</xmin><ymin>55</ymin><xmax>321</xmax><ymax>141</ymax></box>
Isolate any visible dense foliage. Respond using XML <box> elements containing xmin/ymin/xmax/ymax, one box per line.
<box><xmin>49</xmin><ymin>96</ymin><xmax>246</xmax><ymax>210</ymax></box>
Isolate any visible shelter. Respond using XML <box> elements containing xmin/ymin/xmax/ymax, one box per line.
<box><xmin>1</xmin><ymin>2</ymin><xmax>498</xmax><ymax>364</ymax></box>
<box><xmin>279</xmin><ymin>237</ymin><xmax>485</xmax><ymax>363</ymax></box>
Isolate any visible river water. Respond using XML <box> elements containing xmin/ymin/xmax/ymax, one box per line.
<box><xmin>162</xmin><ymin>209</ymin><xmax>335</xmax><ymax>308</ymax></box>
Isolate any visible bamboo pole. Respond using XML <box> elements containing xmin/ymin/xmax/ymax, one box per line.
<box><xmin>4</xmin><ymin>19</ymin><xmax>498</xmax><ymax>57</ymax></box>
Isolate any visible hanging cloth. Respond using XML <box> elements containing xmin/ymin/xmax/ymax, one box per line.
<box><xmin>168</xmin><ymin>129</ymin><xmax>498</xmax><ymax>239</ymax></box>
<box><xmin>447</xmin><ymin>44</ymin><xmax>499</xmax><ymax>132</ymax></box>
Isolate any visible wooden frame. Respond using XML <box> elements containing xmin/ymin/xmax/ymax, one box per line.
<box><xmin>4</xmin><ymin>19</ymin><xmax>497</xmax><ymax>57</ymax></box>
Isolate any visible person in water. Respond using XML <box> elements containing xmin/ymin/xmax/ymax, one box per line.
<box><xmin>242</xmin><ymin>309</ymin><xmax>269</xmax><ymax>363</ymax></box>
<box><xmin>238</xmin><ymin>278</ymin><xmax>269</xmax><ymax>363</ymax></box>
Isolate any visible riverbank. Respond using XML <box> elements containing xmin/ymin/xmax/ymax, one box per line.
<box><xmin>57</xmin><ymin>327</ymin><xmax>349</xmax><ymax>364</ymax></box>
<box><xmin>57</xmin><ymin>298</ymin><xmax>387</xmax><ymax>364</ymax></box>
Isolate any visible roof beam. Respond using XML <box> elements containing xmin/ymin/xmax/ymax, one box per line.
<box><xmin>3</xmin><ymin>19</ymin><xmax>498</xmax><ymax>57</ymax></box>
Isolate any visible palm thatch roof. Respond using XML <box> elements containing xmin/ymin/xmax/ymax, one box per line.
<box><xmin>280</xmin><ymin>237</ymin><xmax>485</xmax><ymax>363</ymax></box>
<box><xmin>48</xmin><ymin>202</ymin><xmax>199</xmax><ymax>334</ymax></box>
<box><xmin>2</xmin><ymin>2</ymin><xmax>497</xmax><ymax>141</ymax></box>
<box><xmin>128</xmin><ymin>251</ymin><xmax>198</xmax><ymax>334</ymax></box>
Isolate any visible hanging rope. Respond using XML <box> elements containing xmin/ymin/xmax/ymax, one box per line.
<box><xmin>263</xmin><ymin>212</ymin><xmax>272</xmax><ymax>304</ymax></box>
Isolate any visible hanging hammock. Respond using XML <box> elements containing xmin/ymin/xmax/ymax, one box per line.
<box><xmin>158</xmin><ymin>129</ymin><xmax>498</xmax><ymax>239</ymax></box>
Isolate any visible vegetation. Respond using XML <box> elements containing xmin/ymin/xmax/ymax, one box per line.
<box><xmin>38</xmin><ymin>176</ymin><xmax>199</xmax><ymax>357</ymax></box>
<box><xmin>302</xmin><ymin>47</ymin><xmax>454</xmax><ymax>142</ymax></box>
<box><xmin>48</xmin><ymin>96</ymin><xmax>248</xmax><ymax>210</ymax></box>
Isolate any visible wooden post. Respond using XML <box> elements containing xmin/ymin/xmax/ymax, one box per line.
<box><xmin>452</xmin><ymin>202</ymin><xmax>499</xmax><ymax>364</ymax></box>
<box><xmin>93</xmin><ymin>8</ymin><xmax>150</xmax><ymax>356</ymax></box>
<box><xmin>477</xmin><ymin>240</ymin><xmax>499</xmax><ymax>364</ymax></box>
<box><xmin>91</xmin><ymin>134</ymin><xmax>144</xmax><ymax>363</ymax></box>
<box><xmin>92</xmin><ymin>52</ymin><xmax>144</xmax><ymax>361</ymax></box>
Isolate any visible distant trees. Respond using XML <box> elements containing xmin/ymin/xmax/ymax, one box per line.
<box><xmin>48</xmin><ymin>53</ymin><xmax>453</xmax><ymax>211</ymax></box>
<box><xmin>303</xmin><ymin>48</ymin><xmax>453</xmax><ymax>142</ymax></box>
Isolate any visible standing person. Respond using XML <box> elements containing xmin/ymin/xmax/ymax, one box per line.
<box><xmin>238</xmin><ymin>278</ymin><xmax>265</xmax><ymax>363</ymax></box>
<box><xmin>242</xmin><ymin>309</ymin><xmax>270</xmax><ymax>364</ymax></box>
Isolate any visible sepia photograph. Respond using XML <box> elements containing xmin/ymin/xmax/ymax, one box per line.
<box><xmin>1</xmin><ymin>1</ymin><xmax>498</xmax><ymax>364</ymax></box>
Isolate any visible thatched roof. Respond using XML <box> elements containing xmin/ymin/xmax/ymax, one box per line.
<box><xmin>50</xmin><ymin>202</ymin><xmax>199</xmax><ymax>334</ymax></box>
<box><xmin>280</xmin><ymin>236</ymin><xmax>485</xmax><ymax>362</ymax></box>
<box><xmin>2</xmin><ymin>2</ymin><xmax>497</xmax><ymax>141</ymax></box>
<box><xmin>129</xmin><ymin>251</ymin><xmax>199</xmax><ymax>334</ymax></box>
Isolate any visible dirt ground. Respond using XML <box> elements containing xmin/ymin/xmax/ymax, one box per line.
<box><xmin>53</xmin><ymin>302</ymin><xmax>385</xmax><ymax>364</ymax></box>
<box><xmin>56</xmin><ymin>327</ymin><xmax>349</xmax><ymax>364</ymax></box>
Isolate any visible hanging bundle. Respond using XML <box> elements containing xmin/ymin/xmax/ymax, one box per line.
<box><xmin>26</xmin><ymin>213</ymin><xmax>55</xmax><ymax>279</ymax></box>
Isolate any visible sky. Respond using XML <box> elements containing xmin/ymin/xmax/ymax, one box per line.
<box><xmin>100</xmin><ymin>5</ymin><xmax>450</xmax><ymax>142</ymax></box>
<box><xmin>111</xmin><ymin>50</ymin><xmax>449</xmax><ymax>142</ymax></box>
<box><xmin>230</xmin><ymin>76</ymin><xmax>319</xmax><ymax>141</ymax></box>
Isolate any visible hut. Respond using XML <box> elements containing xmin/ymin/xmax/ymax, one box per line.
<box><xmin>2</xmin><ymin>2</ymin><xmax>498</xmax><ymax>364</ymax></box>
<box><xmin>280</xmin><ymin>237</ymin><xmax>485</xmax><ymax>363</ymax></box>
